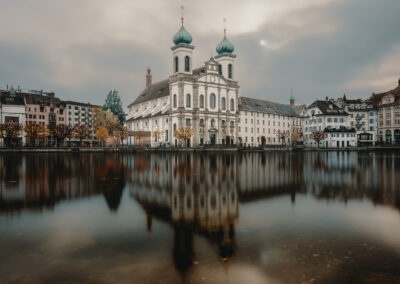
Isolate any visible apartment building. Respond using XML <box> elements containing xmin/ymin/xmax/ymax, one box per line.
<box><xmin>334</xmin><ymin>95</ymin><xmax>377</xmax><ymax>146</ymax></box>
<box><xmin>302</xmin><ymin>99</ymin><xmax>349</xmax><ymax>147</ymax></box>
<box><xmin>25</xmin><ymin>91</ymin><xmax>66</xmax><ymax>126</ymax></box>
<box><xmin>237</xmin><ymin>97</ymin><xmax>298</xmax><ymax>146</ymax></box>
<box><xmin>368</xmin><ymin>79</ymin><xmax>400</xmax><ymax>144</ymax></box>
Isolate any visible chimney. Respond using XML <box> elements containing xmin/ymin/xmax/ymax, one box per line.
<box><xmin>146</xmin><ymin>67</ymin><xmax>152</xmax><ymax>88</ymax></box>
<box><xmin>325</xmin><ymin>96</ymin><xmax>329</xmax><ymax>103</ymax></box>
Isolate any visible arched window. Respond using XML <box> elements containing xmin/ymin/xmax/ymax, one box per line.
<box><xmin>210</xmin><ymin>93</ymin><xmax>216</xmax><ymax>109</ymax></box>
<box><xmin>221</xmin><ymin>97</ymin><xmax>226</xmax><ymax>110</ymax></box>
<box><xmin>175</xmin><ymin>56</ymin><xmax>179</xmax><ymax>73</ymax></box>
<box><xmin>228</xmin><ymin>64</ymin><xmax>233</xmax><ymax>79</ymax></box>
<box><xmin>186</xmin><ymin>93</ymin><xmax>191</xmax><ymax>107</ymax></box>
<box><xmin>173</xmin><ymin>94</ymin><xmax>177</xmax><ymax>108</ymax></box>
<box><xmin>200</xmin><ymin>95</ymin><xmax>204</xmax><ymax>108</ymax></box>
<box><xmin>230</xmin><ymin>98</ymin><xmax>234</xmax><ymax>111</ymax></box>
<box><xmin>185</xmin><ymin>56</ymin><xmax>190</xmax><ymax>72</ymax></box>
<box><xmin>218</xmin><ymin>64</ymin><xmax>222</xmax><ymax>75</ymax></box>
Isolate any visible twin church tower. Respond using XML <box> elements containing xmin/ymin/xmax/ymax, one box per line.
<box><xmin>171</xmin><ymin>12</ymin><xmax>236</xmax><ymax>80</ymax></box>
<box><xmin>126</xmin><ymin>9</ymin><xmax>240</xmax><ymax>147</ymax></box>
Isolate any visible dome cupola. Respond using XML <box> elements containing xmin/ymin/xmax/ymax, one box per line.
<box><xmin>173</xmin><ymin>6</ymin><xmax>192</xmax><ymax>45</ymax></box>
<box><xmin>216</xmin><ymin>20</ymin><xmax>234</xmax><ymax>54</ymax></box>
<box><xmin>173</xmin><ymin>24</ymin><xmax>192</xmax><ymax>45</ymax></box>
<box><xmin>216</xmin><ymin>36</ymin><xmax>235</xmax><ymax>54</ymax></box>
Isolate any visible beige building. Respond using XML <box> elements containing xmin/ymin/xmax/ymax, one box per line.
<box><xmin>368</xmin><ymin>79</ymin><xmax>400</xmax><ymax>144</ymax></box>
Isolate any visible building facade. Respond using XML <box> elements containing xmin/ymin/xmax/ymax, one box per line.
<box><xmin>237</xmin><ymin>97</ymin><xmax>299</xmax><ymax>146</ymax></box>
<box><xmin>368</xmin><ymin>80</ymin><xmax>400</xmax><ymax>144</ymax></box>
<box><xmin>126</xmin><ymin>17</ymin><xmax>239</xmax><ymax>147</ymax></box>
<box><xmin>0</xmin><ymin>88</ymin><xmax>26</xmax><ymax>146</ymax></box>
<box><xmin>302</xmin><ymin>99</ymin><xmax>349</xmax><ymax>147</ymax></box>
<box><xmin>334</xmin><ymin>95</ymin><xmax>378</xmax><ymax>146</ymax></box>
<box><xmin>24</xmin><ymin>91</ymin><xmax>66</xmax><ymax>127</ymax></box>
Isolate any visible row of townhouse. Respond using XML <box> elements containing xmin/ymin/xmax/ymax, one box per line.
<box><xmin>301</xmin><ymin>78</ymin><xmax>400</xmax><ymax>147</ymax></box>
<box><xmin>0</xmin><ymin>87</ymin><xmax>101</xmax><ymax>146</ymax></box>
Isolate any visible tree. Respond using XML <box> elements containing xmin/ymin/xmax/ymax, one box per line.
<box><xmin>73</xmin><ymin>124</ymin><xmax>89</xmax><ymax>144</ymax></box>
<box><xmin>24</xmin><ymin>123</ymin><xmax>46</xmax><ymax>147</ymax></box>
<box><xmin>2</xmin><ymin>122</ymin><xmax>22</xmax><ymax>147</ymax></box>
<box><xmin>276</xmin><ymin>130</ymin><xmax>288</xmax><ymax>145</ymax></box>
<box><xmin>312</xmin><ymin>130</ymin><xmax>326</xmax><ymax>147</ymax></box>
<box><xmin>94</xmin><ymin>125</ymin><xmax>108</xmax><ymax>146</ymax></box>
<box><xmin>103</xmin><ymin>89</ymin><xmax>125</xmax><ymax>124</ymax></box>
<box><xmin>117</xmin><ymin>126</ymin><xmax>129</xmax><ymax>145</ymax></box>
<box><xmin>153</xmin><ymin>129</ymin><xmax>164</xmax><ymax>146</ymax></box>
<box><xmin>92</xmin><ymin>106</ymin><xmax>105</xmax><ymax>130</ymax></box>
<box><xmin>291</xmin><ymin>131</ymin><xmax>299</xmax><ymax>146</ymax></box>
<box><xmin>174</xmin><ymin>127</ymin><xmax>193</xmax><ymax>147</ymax></box>
<box><xmin>261</xmin><ymin>136</ymin><xmax>266</xmax><ymax>146</ymax></box>
<box><xmin>47</xmin><ymin>124</ymin><xmax>73</xmax><ymax>147</ymax></box>
<box><xmin>104</xmin><ymin>109</ymin><xmax>120</xmax><ymax>135</ymax></box>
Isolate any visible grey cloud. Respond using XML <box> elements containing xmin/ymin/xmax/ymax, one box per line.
<box><xmin>0</xmin><ymin>0</ymin><xmax>399</xmax><ymax>109</ymax></box>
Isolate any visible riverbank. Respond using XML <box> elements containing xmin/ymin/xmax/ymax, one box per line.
<box><xmin>1</xmin><ymin>146</ymin><xmax>400</xmax><ymax>153</ymax></box>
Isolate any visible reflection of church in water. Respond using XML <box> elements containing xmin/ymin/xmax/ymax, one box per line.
<box><xmin>128</xmin><ymin>152</ymin><xmax>305</xmax><ymax>274</ymax></box>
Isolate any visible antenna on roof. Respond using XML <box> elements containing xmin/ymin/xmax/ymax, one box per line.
<box><xmin>180</xmin><ymin>5</ymin><xmax>184</xmax><ymax>25</ymax></box>
<box><xmin>223</xmin><ymin>18</ymin><xmax>227</xmax><ymax>36</ymax></box>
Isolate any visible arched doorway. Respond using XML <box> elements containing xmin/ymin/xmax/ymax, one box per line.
<box><xmin>394</xmin><ymin>129</ymin><xmax>400</xmax><ymax>144</ymax></box>
<box><xmin>385</xmin><ymin>130</ymin><xmax>392</xmax><ymax>144</ymax></box>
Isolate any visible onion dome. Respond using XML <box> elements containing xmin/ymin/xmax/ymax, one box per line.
<box><xmin>173</xmin><ymin>24</ymin><xmax>192</xmax><ymax>45</ymax></box>
<box><xmin>216</xmin><ymin>36</ymin><xmax>234</xmax><ymax>54</ymax></box>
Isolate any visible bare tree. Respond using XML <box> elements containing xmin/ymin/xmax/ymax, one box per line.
<box><xmin>312</xmin><ymin>130</ymin><xmax>327</xmax><ymax>147</ymax></box>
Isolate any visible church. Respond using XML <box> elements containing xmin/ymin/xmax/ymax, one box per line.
<box><xmin>125</xmin><ymin>15</ymin><xmax>239</xmax><ymax>147</ymax></box>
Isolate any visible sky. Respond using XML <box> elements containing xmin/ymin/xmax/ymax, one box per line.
<box><xmin>1</xmin><ymin>0</ymin><xmax>400</xmax><ymax>109</ymax></box>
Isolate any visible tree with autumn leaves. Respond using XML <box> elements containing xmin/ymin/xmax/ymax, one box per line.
<box><xmin>47</xmin><ymin>124</ymin><xmax>73</xmax><ymax>147</ymax></box>
<box><xmin>24</xmin><ymin>123</ymin><xmax>46</xmax><ymax>147</ymax></box>
<box><xmin>174</xmin><ymin>127</ymin><xmax>193</xmax><ymax>147</ymax></box>
<box><xmin>94</xmin><ymin>125</ymin><xmax>108</xmax><ymax>146</ymax></box>
<box><xmin>0</xmin><ymin>122</ymin><xmax>23</xmax><ymax>146</ymax></box>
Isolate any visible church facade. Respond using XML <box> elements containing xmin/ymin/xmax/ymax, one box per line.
<box><xmin>125</xmin><ymin>17</ymin><xmax>239</xmax><ymax>147</ymax></box>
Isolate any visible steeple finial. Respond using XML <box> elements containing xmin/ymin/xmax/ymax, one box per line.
<box><xmin>181</xmin><ymin>6</ymin><xmax>184</xmax><ymax>25</ymax></box>
<box><xmin>223</xmin><ymin>18</ymin><xmax>227</xmax><ymax>36</ymax></box>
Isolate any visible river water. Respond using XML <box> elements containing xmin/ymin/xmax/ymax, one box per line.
<box><xmin>0</xmin><ymin>152</ymin><xmax>399</xmax><ymax>284</ymax></box>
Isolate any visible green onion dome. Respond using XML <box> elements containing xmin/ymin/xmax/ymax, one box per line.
<box><xmin>173</xmin><ymin>25</ymin><xmax>193</xmax><ymax>45</ymax></box>
<box><xmin>216</xmin><ymin>36</ymin><xmax>235</xmax><ymax>54</ymax></box>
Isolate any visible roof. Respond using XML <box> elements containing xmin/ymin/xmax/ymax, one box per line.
<box><xmin>239</xmin><ymin>97</ymin><xmax>298</xmax><ymax>117</ymax></box>
<box><xmin>24</xmin><ymin>93</ymin><xmax>62</xmax><ymax>105</ymax></box>
<box><xmin>0</xmin><ymin>92</ymin><xmax>25</xmax><ymax>105</ymax></box>
<box><xmin>64</xmin><ymin>100</ymin><xmax>101</xmax><ymax>108</ymax></box>
<box><xmin>291</xmin><ymin>104</ymin><xmax>306</xmax><ymax>116</ymax></box>
<box><xmin>307</xmin><ymin>100</ymin><xmax>347</xmax><ymax>115</ymax></box>
<box><xmin>129</xmin><ymin>79</ymin><xmax>170</xmax><ymax>106</ymax></box>
<box><xmin>369</xmin><ymin>85</ymin><xmax>400</xmax><ymax>106</ymax></box>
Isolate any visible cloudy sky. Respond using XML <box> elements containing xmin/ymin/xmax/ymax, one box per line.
<box><xmin>1</xmin><ymin>0</ymin><xmax>399</xmax><ymax>109</ymax></box>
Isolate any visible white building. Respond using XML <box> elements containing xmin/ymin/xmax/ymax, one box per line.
<box><xmin>237</xmin><ymin>97</ymin><xmax>299</xmax><ymax>146</ymax></box>
<box><xmin>0</xmin><ymin>88</ymin><xmax>26</xmax><ymax>146</ymax></box>
<box><xmin>334</xmin><ymin>95</ymin><xmax>377</xmax><ymax>146</ymax></box>
<box><xmin>324</xmin><ymin>128</ymin><xmax>356</xmax><ymax>148</ymax></box>
<box><xmin>126</xmin><ymin>16</ymin><xmax>239</xmax><ymax>147</ymax></box>
<box><xmin>302</xmin><ymin>99</ymin><xmax>349</xmax><ymax>147</ymax></box>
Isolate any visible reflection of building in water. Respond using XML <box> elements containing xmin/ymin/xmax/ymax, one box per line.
<box><xmin>129</xmin><ymin>153</ymin><xmax>239</xmax><ymax>275</ymax></box>
<box><xmin>236</xmin><ymin>152</ymin><xmax>305</xmax><ymax>202</ymax></box>
<box><xmin>303</xmin><ymin>151</ymin><xmax>400</xmax><ymax>210</ymax></box>
<box><xmin>130</xmin><ymin>153</ymin><xmax>239</xmax><ymax>233</ymax></box>
<box><xmin>0</xmin><ymin>154</ymin><xmax>128</xmax><ymax>213</ymax></box>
